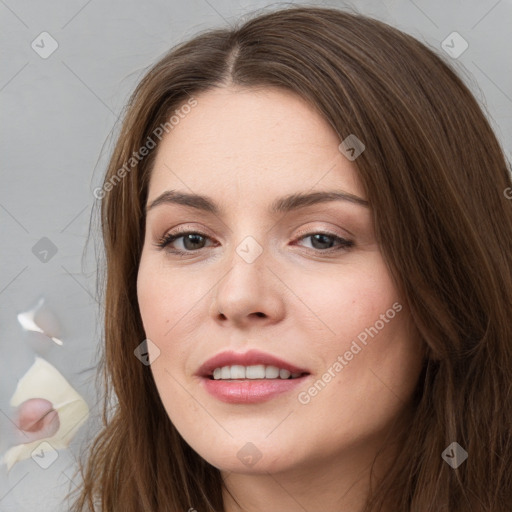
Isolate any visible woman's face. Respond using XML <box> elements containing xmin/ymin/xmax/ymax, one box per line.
<box><xmin>137</xmin><ymin>86</ymin><xmax>424</xmax><ymax>475</ymax></box>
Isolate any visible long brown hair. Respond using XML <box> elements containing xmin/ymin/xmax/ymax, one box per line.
<box><xmin>68</xmin><ymin>5</ymin><xmax>512</xmax><ymax>511</ymax></box>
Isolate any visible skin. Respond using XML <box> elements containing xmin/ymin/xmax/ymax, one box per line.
<box><xmin>137</xmin><ymin>86</ymin><xmax>425</xmax><ymax>512</ymax></box>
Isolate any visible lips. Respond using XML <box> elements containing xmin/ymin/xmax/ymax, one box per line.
<box><xmin>196</xmin><ymin>349</ymin><xmax>310</xmax><ymax>378</ymax></box>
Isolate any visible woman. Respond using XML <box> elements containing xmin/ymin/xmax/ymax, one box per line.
<box><xmin>69</xmin><ymin>5</ymin><xmax>512</xmax><ymax>511</ymax></box>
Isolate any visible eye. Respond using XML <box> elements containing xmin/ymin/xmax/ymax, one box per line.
<box><xmin>294</xmin><ymin>231</ymin><xmax>354</xmax><ymax>252</ymax></box>
<box><xmin>154</xmin><ymin>228</ymin><xmax>354</xmax><ymax>256</ymax></box>
<box><xmin>154</xmin><ymin>230</ymin><xmax>214</xmax><ymax>253</ymax></box>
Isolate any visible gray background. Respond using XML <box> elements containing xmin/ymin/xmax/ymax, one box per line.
<box><xmin>1</xmin><ymin>0</ymin><xmax>511</xmax><ymax>510</ymax></box>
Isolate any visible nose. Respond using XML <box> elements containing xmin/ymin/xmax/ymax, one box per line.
<box><xmin>210</xmin><ymin>241</ymin><xmax>286</xmax><ymax>328</ymax></box>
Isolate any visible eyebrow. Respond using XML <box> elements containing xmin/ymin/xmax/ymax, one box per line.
<box><xmin>145</xmin><ymin>189</ymin><xmax>370</xmax><ymax>215</ymax></box>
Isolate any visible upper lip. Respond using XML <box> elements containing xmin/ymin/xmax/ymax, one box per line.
<box><xmin>196</xmin><ymin>349</ymin><xmax>310</xmax><ymax>377</ymax></box>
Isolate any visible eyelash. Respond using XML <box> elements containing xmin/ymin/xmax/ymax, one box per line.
<box><xmin>154</xmin><ymin>228</ymin><xmax>354</xmax><ymax>256</ymax></box>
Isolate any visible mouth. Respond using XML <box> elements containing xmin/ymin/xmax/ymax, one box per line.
<box><xmin>200</xmin><ymin>367</ymin><xmax>311</xmax><ymax>405</ymax></box>
<box><xmin>197</xmin><ymin>348</ymin><xmax>310</xmax><ymax>378</ymax></box>
<box><xmin>206</xmin><ymin>364</ymin><xmax>309</xmax><ymax>381</ymax></box>
<box><xmin>196</xmin><ymin>349</ymin><xmax>311</xmax><ymax>404</ymax></box>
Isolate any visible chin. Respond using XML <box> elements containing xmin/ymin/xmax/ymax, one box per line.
<box><xmin>210</xmin><ymin>455</ymin><xmax>298</xmax><ymax>475</ymax></box>
<box><xmin>191</xmin><ymin>436</ymin><xmax>302</xmax><ymax>475</ymax></box>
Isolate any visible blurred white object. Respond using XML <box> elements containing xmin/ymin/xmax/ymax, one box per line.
<box><xmin>17</xmin><ymin>297</ymin><xmax>63</xmax><ymax>346</ymax></box>
<box><xmin>1</xmin><ymin>357</ymin><xmax>90</xmax><ymax>471</ymax></box>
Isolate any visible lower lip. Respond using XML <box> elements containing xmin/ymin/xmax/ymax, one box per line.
<box><xmin>201</xmin><ymin>375</ymin><xmax>309</xmax><ymax>404</ymax></box>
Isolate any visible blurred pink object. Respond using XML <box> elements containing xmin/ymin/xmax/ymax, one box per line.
<box><xmin>15</xmin><ymin>398</ymin><xmax>60</xmax><ymax>443</ymax></box>
<box><xmin>1</xmin><ymin>357</ymin><xmax>90</xmax><ymax>471</ymax></box>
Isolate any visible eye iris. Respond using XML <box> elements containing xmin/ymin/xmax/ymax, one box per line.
<box><xmin>183</xmin><ymin>233</ymin><xmax>205</xmax><ymax>250</ymax></box>
<box><xmin>310</xmin><ymin>233</ymin><xmax>334</xmax><ymax>250</ymax></box>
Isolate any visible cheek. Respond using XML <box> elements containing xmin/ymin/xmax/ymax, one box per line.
<box><xmin>137</xmin><ymin>263</ymin><xmax>162</xmax><ymax>338</ymax></box>
<box><xmin>136</xmin><ymin>257</ymin><xmax>195</xmax><ymax>338</ymax></box>
<box><xmin>294</xmin><ymin>271</ymin><xmax>422</xmax><ymax>436</ymax></box>
<box><xmin>291</xmin><ymin>257</ymin><xmax>400</xmax><ymax>354</ymax></box>
<box><xmin>136</xmin><ymin>256</ymin><xmax>209</xmax><ymax>397</ymax></box>
<box><xmin>136</xmin><ymin>259</ymin><xmax>196</xmax><ymax>418</ymax></box>
<box><xmin>289</xmin><ymin>256</ymin><xmax>421</xmax><ymax>410</ymax></box>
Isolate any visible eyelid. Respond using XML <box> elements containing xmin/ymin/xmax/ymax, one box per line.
<box><xmin>156</xmin><ymin>222</ymin><xmax>350</xmax><ymax>243</ymax></box>
<box><xmin>293</xmin><ymin>224</ymin><xmax>351</xmax><ymax>241</ymax></box>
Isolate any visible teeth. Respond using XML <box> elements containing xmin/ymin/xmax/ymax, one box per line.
<box><xmin>231</xmin><ymin>365</ymin><xmax>246</xmax><ymax>379</ymax></box>
<box><xmin>246</xmin><ymin>364</ymin><xmax>265</xmax><ymax>379</ymax></box>
<box><xmin>211</xmin><ymin>365</ymin><xmax>302</xmax><ymax>380</ymax></box>
<box><xmin>265</xmin><ymin>366</ymin><xmax>280</xmax><ymax>378</ymax></box>
<box><xmin>279</xmin><ymin>368</ymin><xmax>291</xmax><ymax>379</ymax></box>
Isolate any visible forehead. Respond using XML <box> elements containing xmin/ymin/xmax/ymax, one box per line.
<box><xmin>147</xmin><ymin>86</ymin><xmax>365</xmax><ymax>206</ymax></box>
